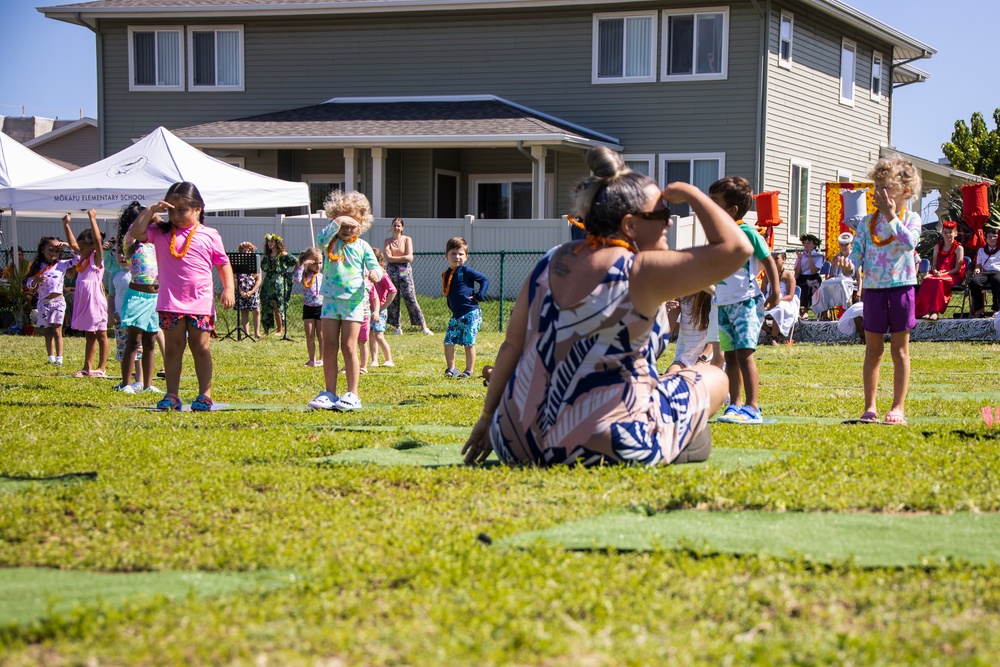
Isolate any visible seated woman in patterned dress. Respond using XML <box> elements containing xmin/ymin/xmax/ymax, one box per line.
<box><xmin>462</xmin><ymin>147</ymin><xmax>753</xmax><ymax>467</ymax></box>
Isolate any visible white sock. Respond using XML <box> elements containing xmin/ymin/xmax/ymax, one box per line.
<box><xmin>55</xmin><ymin>356</ymin><xmax>63</xmax><ymax>364</ymax></box>
<box><xmin>48</xmin><ymin>355</ymin><xmax>56</xmax><ymax>363</ymax></box>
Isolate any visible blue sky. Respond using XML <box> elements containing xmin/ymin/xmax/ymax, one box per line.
<box><xmin>0</xmin><ymin>0</ymin><xmax>997</xmax><ymax>163</ymax></box>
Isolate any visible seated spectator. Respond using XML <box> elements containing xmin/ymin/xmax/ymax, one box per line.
<box><xmin>811</xmin><ymin>232</ymin><xmax>857</xmax><ymax>320</ymax></box>
<box><xmin>970</xmin><ymin>222</ymin><xmax>1000</xmax><ymax>318</ymax></box>
<box><xmin>761</xmin><ymin>249</ymin><xmax>800</xmax><ymax>344</ymax></box>
<box><xmin>794</xmin><ymin>233</ymin><xmax>824</xmax><ymax>319</ymax></box>
<box><xmin>914</xmin><ymin>220</ymin><xmax>965</xmax><ymax>321</ymax></box>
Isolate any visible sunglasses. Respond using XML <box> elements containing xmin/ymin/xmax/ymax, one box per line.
<box><xmin>631</xmin><ymin>206</ymin><xmax>672</xmax><ymax>221</ymax></box>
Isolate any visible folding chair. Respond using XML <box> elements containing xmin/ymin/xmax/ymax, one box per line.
<box><xmin>952</xmin><ymin>256</ymin><xmax>974</xmax><ymax>318</ymax></box>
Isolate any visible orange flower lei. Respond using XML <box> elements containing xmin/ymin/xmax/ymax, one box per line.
<box><xmin>170</xmin><ymin>224</ymin><xmax>200</xmax><ymax>259</ymax></box>
<box><xmin>567</xmin><ymin>216</ymin><xmax>638</xmax><ymax>254</ymax></box>
<box><xmin>326</xmin><ymin>235</ymin><xmax>357</xmax><ymax>262</ymax></box>
<box><xmin>75</xmin><ymin>254</ymin><xmax>90</xmax><ymax>273</ymax></box>
<box><xmin>442</xmin><ymin>267</ymin><xmax>457</xmax><ymax>295</ymax></box>
<box><xmin>303</xmin><ymin>272</ymin><xmax>316</xmax><ymax>289</ymax></box>
<box><xmin>32</xmin><ymin>262</ymin><xmax>56</xmax><ymax>279</ymax></box>
<box><xmin>871</xmin><ymin>208</ymin><xmax>906</xmax><ymax>247</ymax></box>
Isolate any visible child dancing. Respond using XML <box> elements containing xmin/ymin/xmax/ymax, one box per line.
<box><xmin>845</xmin><ymin>155</ymin><xmax>922</xmax><ymax>425</ymax></box>
<box><xmin>129</xmin><ymin>182</ymin><xmax>235</xmax><ymax>411</ymax></box>
<box><xmin>294</xmin><ymin>247</ymin><xmax>325</xmax><ymax>367</ymax></box>
<box><xmin>442</xmin><ymin>237</ymin><xmax>489</xmax><ymax>378</ymax></box>
<box><xmin>307</xmin><ymin>190</ymin><xmax>382</xmax><ymax>411</ymax></box>
<box><xmin>368</xmin><ymin>249</ymin><xmax>397</xmax><ymax>368</ymax></box>
<box><xmin>26</xmin><ymin>236</ymin><xmax>74</xmax><ymax>365</ymax></box>
<box><xmin>64</xmin><ymin>210</ymin><xmax>110</xmax><ymax>378</ymax></box>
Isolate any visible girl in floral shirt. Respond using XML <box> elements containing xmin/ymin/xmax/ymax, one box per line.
<box><xmin>293</xmin><ymin>247</ymin><xmax>324</xmax><ymax>367</ymax></box>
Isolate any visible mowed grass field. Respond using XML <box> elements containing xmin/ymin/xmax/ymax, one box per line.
<box><xmin>2</xmin><ymin>321</ymin><xmax>1000</xmax><ymax>665</ymax></box>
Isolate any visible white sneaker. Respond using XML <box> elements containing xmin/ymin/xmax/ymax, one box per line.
<box><xmin>422</xmin><ymin>327</ymin><xmax>434</xmax><ymax>335</ymax></box>
<box><xmin>130</xmin><ymin>381</ymin><xmax>144</xmax><ymax>392</ymax></box>
<box><xmin>113</xmin><ymin>383</ymin><xmax>136</xmax><ymax>394</ymax></box>
<box><xmin>333</xmin><ymin>391</ymin><xmax>362</xmax><ymax>411</ymax></box>
<box><xmin>369</xmin><ymin>361</ymin><xmax>379</xmax><ymax>368</ymax></box>
<box><xmin>142</xmin><ymin>385</ymin><xmax>165</xmax><ymax>394</ymax></box>
<box><xmin>381</xmin><ymin>360</ymin><xmax>395</xmax><ymax>367</ymax></box>
<box><xmin>308</xmin><ymin>391</ymin><xmax>338</xmax><ymax>410</ymax></box>
<box><xmin>394</xmin><ymin>327</ymin><xmax>403</xmax><ymax>335</ymax></box>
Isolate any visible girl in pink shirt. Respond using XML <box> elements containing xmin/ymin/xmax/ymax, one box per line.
<box><xmin>129</xmin><ymin>182</ymin><xmax>235</xmax><ymax>412</ymax></box>
<box><xmin>63</xmin><ymin>210</ymin><xmax>110</xmax><ymax>378</ymax></box>
<box><xmin>368</xmin><ymin>249</ymin><xmax>397</xmax><ymax>368</ymax></box>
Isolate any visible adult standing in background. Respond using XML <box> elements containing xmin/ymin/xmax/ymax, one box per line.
<box><xmin>384</xmin><ymin>218</ymin><xmax>433</xmax><ymax>335</ymax></box>
<box><xmin>260</xmin><ymin>233</ymin><xmax>296</xmax><ymax>336</ymax></box>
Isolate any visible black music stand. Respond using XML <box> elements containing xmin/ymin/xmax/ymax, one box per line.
<box><xmin>219</xmin><ymin>252</ymin><xmax>258</xmax><ymax>342</ymax></box>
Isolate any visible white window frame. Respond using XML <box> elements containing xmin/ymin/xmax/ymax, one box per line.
<box><xmin>127</xmin><ymin>26</ymin><xmax>184</xmax><ymax>92</ymax></box>
<box><xmin>789</xmin><ymin>159</ymin><xmax>812</xmax><ymax>239</ymax></box>
<box><xmin>836</xmin><ymin>169</ymin><xmax>853</xmax><ymax>183</ymax></box>
<box><xmin>661</xmin><ymin>7</ymin><xmax>729</xmax><ymax>82</ymax></box>
<box><xmin>840</xmin><ymin>38</ymin><xmax>856</xmax><ymax>106</ymax></box>
<box><xmin>657</xmin><ymin>152</ymin><xmax>726</xmax><ymax>190</ymax></box>
<box><xmin>205</xmin><ymin>156</ymin><xmax>245</xmax><ymax>216</ymax></box>
<box><xmin>622</xmin><ymin>153</ymin><xmax>655</xmax><ymax>179</ymax></box>
<box><xmin>434</xmin><ymin>169</ymin><xmax>461</xmax><ymax>219</ymax></box>
<box><xmin>870</xmin><ymin>51</ymin><xmax>883</xmax><ymax>100</ymax></box>
<box><xmin>778</xmin><ymin>11</ymin><xmax>793</xmax><ymax>69</ymax></box>
<box><xmin>591</xmin><ymin>11</ymin><xmax>658</xmax><ymax>85</ymax></box>
<box><xmin>187</xmin><ymin>25</ymin><xmax>244</xmax><ymax>92</ymax></box>
<box><xmin>469</xmin><ymin>174</ymin><xmax>554</xmax><ymax>219</ymax></box>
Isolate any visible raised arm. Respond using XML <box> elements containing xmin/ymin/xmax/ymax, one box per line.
<box><xmin>87</xmin><ymin>210</ymin><xmax>103</xmax><ymax>268</ymax></box>
<box><xmin>629</xmin><ymin>182</ymin><xmax>753</xmax><ymax>315</ymax></box>
<box><xmin>62</xmin><ymin>214</ymin><xmax>79</xmax><ymax>253</ymax></box>
<box><xmin>128</xmin><ymin>200</ymin><xmax>171</xmax><ymax>243</ymax></box>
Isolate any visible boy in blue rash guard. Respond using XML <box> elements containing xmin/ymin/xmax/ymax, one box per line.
<box><xmin>441</xmin><ymin>236</ymin><xmax>489</xmax><ymax>379</ymax></box>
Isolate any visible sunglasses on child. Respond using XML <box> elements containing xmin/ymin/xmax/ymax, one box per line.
<box><xmin>630</xmin><ymin>206</ymin><xmax>672</xmax><ymax>221</ymax></box>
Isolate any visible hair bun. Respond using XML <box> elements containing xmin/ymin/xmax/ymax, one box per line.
<box><xmin>586</xmin><ymin>146</ymin><xmax>627</xmax><ymax>180</ymax></box>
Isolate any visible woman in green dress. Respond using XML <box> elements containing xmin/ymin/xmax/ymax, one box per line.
<box><xmin>260</xmin><ymin>233</ymin><xmax>296</xmax><ymax>336</ymax></box>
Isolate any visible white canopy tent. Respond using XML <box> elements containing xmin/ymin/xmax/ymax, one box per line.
<box><xmin>0</xmin><ymin>131</ymin><xmax>70</xmax><ymax>259</ymax></box>
<box><xmin>2</xmin><ymin>126</ymin><xmax>314</xmax><ymax>256</ymax></box>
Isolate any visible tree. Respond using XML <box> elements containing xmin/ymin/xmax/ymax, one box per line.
<box><xmin>942</xmin><ymin>109</ymin><xmax>1000</xmax><ymax>179</ymax></box>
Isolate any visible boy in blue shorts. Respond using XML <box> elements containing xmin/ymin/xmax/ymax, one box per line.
<box><xmin>710</xmin><ymin>177</ymin><xmax>779</xmax><ymax>424</ymax></box>
<box><xmin>442</xmin><ymin>237</ymin><xmax>489</xmax><ymax>379</ymax></box>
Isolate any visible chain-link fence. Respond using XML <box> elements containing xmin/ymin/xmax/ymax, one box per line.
<box><xmin>2</xmin><ymin>247</ymin><xmax>548</xmax><ymax>334</ymax></box>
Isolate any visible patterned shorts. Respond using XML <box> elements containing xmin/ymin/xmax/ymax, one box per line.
<box><xmin>717</xmin><ymin>295</ymin><xmax>765</xmax><ymax>352</ymax></box>
<box><xmin>115</xmin><ymin>325</ymin><xmax>144</xmax><ymax>362</ymax></box>
<box><xmin>37</xmin><ymin>296</ymin><xmax>66</xmax><ymax>328</ymax></box>
<box><xmin>371</xmin><ymin>310</ymin><xmax>388</xmax><ymax>333</ymax></box>
<box><xmin>444</xmin><ymin>309</ymin><xmax>482</xmax><ymax>347</ymax></box>
<box><xmin>321</xmin><ymin>291</ymin><xmax>366</xmax><ymax>322</ymax></box>
<box><xmin>159</xmin><ymin>311</ymin><xmax>215</xmax><ymax>332</ymax></box>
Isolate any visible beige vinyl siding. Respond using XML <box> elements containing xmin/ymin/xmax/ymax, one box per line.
<box><xmin>32</xmin><ymin>125</ymin><xmax>100</xmax><ymax>169</ymax></box>
<box><xmin>763</xmin><ymin>3</ymin><xmax>893</xmax><ymax>248</ymax></box>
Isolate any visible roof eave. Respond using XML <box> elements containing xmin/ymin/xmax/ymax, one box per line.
<box><xmin>178</xmin><ymin>134</ymin><xmax>621</xmax><ymax>150</ymax></box>
<box><xmin>804</xmin><ymin>0</ymin><xmax>936</xmax><ymax>63</ymax></box>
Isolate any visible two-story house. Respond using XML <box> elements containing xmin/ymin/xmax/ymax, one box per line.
<box><xmin>41</xmin><ymin>0</ymin><xmax>945</xmax><ymax>248</ymax></box>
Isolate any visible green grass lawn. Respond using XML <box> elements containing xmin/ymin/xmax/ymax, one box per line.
<box><xmin>2</xmin><ymin>328</ymin><xmax>1000</xmax><ymax>665</ymax></box>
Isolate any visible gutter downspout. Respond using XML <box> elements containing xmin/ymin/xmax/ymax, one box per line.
<box><xmin>516</xmin><ymin>141</ymin><xmax>542</xmax><ymax>219</ymax></box>
<box><xmin>751</xmin><ymin>0</ymin><xmax>768</xmax><ymax>192</ymax></box>
<box><xmin>76</xmin><ymin>13</ymin><xmax>105</xmax><ymax>159</ymax></box>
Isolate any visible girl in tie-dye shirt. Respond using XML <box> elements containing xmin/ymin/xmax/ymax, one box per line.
<box><xmin>845</xmin><ymin>155</ymin><xmax>922</xmax><ymax>426</ymax></box>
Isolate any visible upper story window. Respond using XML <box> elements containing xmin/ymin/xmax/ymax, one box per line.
<box><xmin>779</xmin><ymin>12</ymin><xmax>793</xmax><ymax>68</ymax></box>
<box><xmin>128</xmin><ymin>27</ymin><xmax>184</xmax><ymax>91</ymax></box>
<box><xmin>188</xmin><ymin>26</ymin><xmax>244</xmax><ymax>91</ymax></box>
<box><xmin>662</xmin><ymin>7</ymin><xmax>728</xmax><ymax>81</ymax></box>
<box><xmin>871</xmin><ymin>51</ymin><xmax>883</xmax><ymax>100</ymax></box>
<box><xmin>592</xmin><ymin>12</ymin><xmax>657</xmax><ymax>84</ymax></box>
<box><xmin>658</xmin><ymin>153</ymin><xmax>725</xmax><ymax>216</ymax></box>
<box><xmin>840</xmin><ymin>38</ymin><xmax>856</xmax><ymax>106</ymax></box>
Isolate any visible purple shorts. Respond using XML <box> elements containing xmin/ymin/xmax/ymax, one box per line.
<box><xmin>862</xmin><ymin>286</ymin><xmax>915</xmax><ymax>334</ymax></box>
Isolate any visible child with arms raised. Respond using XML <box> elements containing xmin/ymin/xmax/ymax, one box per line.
<box><xmin>64</xmin><ymin>210</ymin><xmax>110</xmax><ymax>378</ymax></box>
<box><xmin>26</xmin><ymin>236</ymin><xmax>74</xmax><ymax>366</ymax></box>
<box><xmin>442</xmin><ymin>237</ymin><xmax>489</xmax><ymax>378</ymax></box>
<box><xmin>845</xmin><ymin>155</ymin><xmax>922</xmax><ymax>425</ymax></box>
<box><xmin>129</xmin><ymin>182</ymin><xmax>235</xmax><ymax>411</ymax></box>
<box><xmin>294</xmin><ymin>247</ymin><xmax>324</xmax><ymax>367</ymax></box>
<box><xmin>710</xmin><ymin>177</ymin><xmax>779</xmax><ymax>424</ymax></box>
<box><xmin>307</xmin><ymin>190</ymin><xmax>382</xmax><ymax>411</ymax></box>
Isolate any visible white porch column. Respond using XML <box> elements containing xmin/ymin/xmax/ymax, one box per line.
<box><xmin>371</xmin><ymin>147</ymin><xmax>386</xmax><ymax>218</ymax></box>
<box><xmin>344</xmin><ymin>147</ymin><xmax>357</xmax><ymax>192</ymax></box>
<box><xmin>531</xmin><ymin>145</ymin><xmax>547</xmax><ymax>218</ymax></box>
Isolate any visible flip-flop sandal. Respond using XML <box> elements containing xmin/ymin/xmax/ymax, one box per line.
<box><xmin>72</xmin><ymin>370</ymin><xmax>89</xmax><ymax>378</ymax></box>
<box><xmin>884</xmin><ymin>411</ymin><xmax>907</xmax><ymax>426</ymax></box>
<box><xmin>859</xmin><ymin>411</ymin><xmax>880</xmax><ymax>423</ymax></box>
<box><xmin>191</xmin><ymin>394</ymin><xmax>214</xmax><ymax>412</ymax></box>
<box><xmin>87</xmin><ymin>370</ymin><xmax>107</xmax><ymax>378</ymax></box>
<box><xmin>156</xmin><ymin>394</ymin><xmax>182</xmax><ymax>411</ymax></box>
